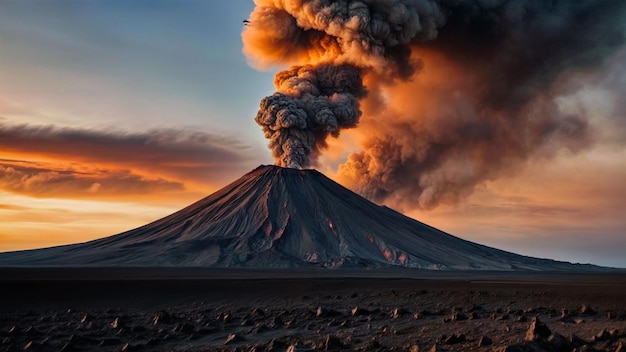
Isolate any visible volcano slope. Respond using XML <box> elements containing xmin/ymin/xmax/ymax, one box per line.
<box><xmin>0</xmin><ymin>165</ymin><xmax>599</xmax><ymax>270</ymax></box>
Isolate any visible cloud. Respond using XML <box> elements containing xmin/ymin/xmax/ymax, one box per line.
<box><xmin>404</xmin><ymin>148</ymin><xmax>626</xmax><ymax>267</ymax></box>
<box><xmin>0</xmin><ymin>203</ymin><xmax>27</xmax><ymax>211</ymax></box>
<box><xmin>243</xmin><ymin>0</ymin><xmax>626</xmax><ymax>211</ymax></box>
<box><xmin>0</xmin><ymin>123</ymin><xmax>256</xmax><ymax>189</ymax></box>
<box><xmin>0</xmin><ymin>160</ymin><xmax>184</xmax><ymax>199</ymax></box>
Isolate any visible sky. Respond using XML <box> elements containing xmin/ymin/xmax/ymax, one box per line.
<box><xmin>1</xmin><ymin>1</ymin><xmax>625</xmax><ymax>268</ymax></box>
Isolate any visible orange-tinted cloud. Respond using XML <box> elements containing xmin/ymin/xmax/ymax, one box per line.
<box><xmin>0</xmin><ymin>122</ymin><xmax>258</xmax><ymax>200</ymax></box>
<box><xmin>0</xmin><ymin>160</ymin><xmax>183</xmax><ymax>200</ymax></box>
<box><xmin>338</xmin><ymin>42</ymin><xmax>625</xmax><ymax>210</ymax></box>
<box><xmin>401</xmin><ymin>148</ymin><xmax>626</xmax><ymax>266</ymax></box>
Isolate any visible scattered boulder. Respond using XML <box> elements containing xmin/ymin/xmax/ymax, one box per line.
<box><xmin>172</xmin><ymin>322</ymin><xmax>195</xmax><ymax>334</ymax></box>
<box><xmin>251</xmin><ymin>307</ymin><xmax>265</xmax><ymax>317</ymax></box>
<box><xmin>316</xmin><ymin>307</ymin><xmax>326</xmax><ymax>317</ymax></box>
<box><xmin>151</xmin><ymin>311</ymin><xmax>172</xmax><ymax>325</ymax></box>
<box><xmin>286</xmin><ymin>342</ymin><xmax>310</xmax><ymax>352</ymax></box>
<box><xmin>569</xmin><ymin>334</ymin><xmax>588</xmax><ymax>348</ymax></box>
<box><xmin>558</xmin><ymin>309</ymin><xmax>576</xmax><ymax>323</ymax></box>
<box><xmin>391</xmin><ymin>308</ymin><xmax>409</xmax><ymax>319</ymax></box>
<box><xmin>265</xmin><ymin>338</ymin><xmax>288</xmax><ymax>351</ymax></box>
<box><xmin>428</xmin><ymin>344</ymin><xmax>441</xmax><ymax>352</ymax></box>
<box><xmin>580</xmin><ymin>305</ymin><xmax>597</xmax><ymax>315</ymax></box>
<box><xmin>110</xmin><ymin>316</ymin><xmax>128</xmax><ymax>329</ymax></box>
<box><xmin>315</xmin><ymin>307</ymin><xmax>341</xmax><ymax>317</ymax></box>
<box><xmin>351</xmin><ymin>307</ymin><xmax>370</xmax><ymax>316</ymax></box>
<box><xmin>444</xmin><ymin>334</ymin><xmax>466</xmax><ymax>344</ymax></box>
<box><xmin>548</xmin><ymin>333</ymin><xmax>572</xmax><ymax>352</ymax></box>
<box><xmin>80</xmin><ymin>313</ymin><xmax>92</xmax><ymax>323</ymax></box>
<box><xmin>450</xmin><ymin>311</ymin><xmax>468</xmax><ymax>322</ymax></box>
<box><xmin>22</xmin><ymin>341</ymin><xmax>37</xmax><ymax>350</ymax></box>
<box><xmin>593</xmin><ymin>328</ymin><xmax>612</xmax><ymax>342</ymax></box>
<box><xmin>120</xmin><ymin>343</ymin><xmax>143</xmax><ymax>352</ymax></box>
<box><xmin>494</xmin><ymin>341</ymin><xmax>549</xmax><ymax>352</ymax></box>
<box><xmin>218</xmin><ymin>312</ymin><xmax>231</xmax><ymax>324</ymax></box>
<box><xmin>478</xmin><ymin>335</ymin><xmax>493</xmax><ymax>347</ymax></box>
<box><xmin>323</xmin><ymin>335</ymin><xmax>345</xmax><ymax>350</ymax></box>
<box><xmin>525</xmin><ymin>317</ymin><xmax>551</xmax><ymax>341</ymax></box>
<box><xmin>408</xmin><ymin>344</ymin><xmax>420</xmax><ymax>352</ymax></box>
<box><xmin>22</xmin><ymin>326</ymin><xmax>41</xmax><ymax>337</ymax></box>
<box><xmin>224</xmin><ymin>333</ymin><xmax>244</xmax><ymax>345</ymax></box>
<box><xmin>269</xmin><ymin>316</ymin><xmax>284</xmax><ymax>328</ymax></box>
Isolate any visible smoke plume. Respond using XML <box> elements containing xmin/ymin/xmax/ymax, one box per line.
<box><xmin>243</xmin><ymin>0</ymin><xmax>626</xmax><ymax>207</ymax></box>
<box><xmin>255</xmin><ymin>63</ymin><xmax>366</xmax><ymax>168</ymax></box>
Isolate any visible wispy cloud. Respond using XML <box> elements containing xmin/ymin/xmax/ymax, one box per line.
<box><xmin>0</xmin><ymin>160</ymin><xmax>184</xmax><ymax>199</ymax></box>
<box><xmin>0</xmin><ymin>123</ymin><xmax>256</xmax><ymax>196</ymax></box>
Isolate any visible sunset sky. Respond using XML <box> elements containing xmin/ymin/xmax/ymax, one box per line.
<box><xmin>1</xmin><ymin>1</ymin><xmax>625</xmax><ymax>268</ymax></box>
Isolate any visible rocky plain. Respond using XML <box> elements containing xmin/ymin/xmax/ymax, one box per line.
<box><xmin>1</xmin><ymin>268</ymin><xmax>625</xmax><ymax>352</ymax></box>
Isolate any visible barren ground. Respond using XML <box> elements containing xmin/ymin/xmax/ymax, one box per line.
<box><xmin>1</xmin><ymin>268</ymin><xmax>625</xmax><ymax>351</ymax></box>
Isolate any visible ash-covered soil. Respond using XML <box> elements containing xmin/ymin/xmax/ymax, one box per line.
<box><xmin>1</xmin><ymin>268</ymin><xmax>625</xmax><ymax>352</ymax></box>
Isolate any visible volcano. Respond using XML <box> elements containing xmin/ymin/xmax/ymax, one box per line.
<box><xmin>0</xmin><ymin>165</ymin><xmax>597</xmax><ymax>270</ymax></box>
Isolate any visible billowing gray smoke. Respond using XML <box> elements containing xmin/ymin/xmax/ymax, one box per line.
<box><xmin>255</xmin><ymin>64</ymin><xmax>366</xmax><ymax>168</ymax></box>
<box><xmin>244</xmin><ymin>0</ymin><xmax>445</xmax><ymax>168</ymax></box>
<box><xmin>244</xmin><ymin>0</ymin><xmax>626</xmax><ymax>207</ymax></box>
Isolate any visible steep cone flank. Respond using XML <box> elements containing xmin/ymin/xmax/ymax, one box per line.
<box><xmin>0</xmin><ymin>166</ymin><xmax>596</xmax><ymax>270</ymax></box>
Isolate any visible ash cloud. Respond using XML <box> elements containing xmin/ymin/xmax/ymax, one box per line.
<box><xmin>244</xmin><ymin>0</ymin><xmax>446</xmax><ymax>168</ymax></box>
<box><xmin>244</xmin><ymin>0</ymin><xmax>626</xmax><ymax>208</ymax></box>
<box><xmin>255</xmin><ymin>63</ymin><xmax>366</xmax><ymax>168</ymax></box>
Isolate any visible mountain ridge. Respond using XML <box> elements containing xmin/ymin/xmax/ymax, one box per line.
<box><xmin>0</xmin><ymin>165</ymin><xmax>604</xmax><ymax>271</ymax></box>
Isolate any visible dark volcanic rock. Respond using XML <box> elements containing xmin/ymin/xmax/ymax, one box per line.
<box><xmin>351</xmin><ymin>307</ymin><xmax>370</xmax><ymax>316</ymax></box>
<box><xmin>450</xmin><ymin>311</ymin><xmax>467</xmax><ymax>322</ymax></box>
<box><xmin>323</xmin><ymin>335</ymin><xmax>345</xmax><ymax>350</ymax></box>
<box><xmin>580</xmin><ymin>305</ymin><xmax>597</xmax><ymax>315</ymax></box>
<box><xmin>548</xmin><ymin>333</ymin><xmax>572</xmax><ymax>352</ymax></box>
<box><xmin>593</xmin><ymin>329</ymin><xmax>612</xmax><ymax>342</ymax></box>
<box><xmin>525</xmin><ymin>317</ymin><xmax>551</xmax><ymax>341</ymax></box>
<box><xmin>569</xmin><ymin>334</ymin><xmax>588</xmax><ymax>348</ymax></box>
<box><xmin>495</xmin><ymin>341</ymin><xmax>550</xmax><ymax>352</ymax></box>
<box><xmin>151</xmin><ymin>311</ymin><xmax>172</xmax><ymax>325</ymax></box>
<box><xmin>478</xmin><ymin>336</ymin><xmax>493</xmax><ymax>347</ymax></box>
<box><xmin>391</xmin><ymin>308</ymin><xmax>409</xmax><ymax>319</ymax></box>
<box><xmin>121</xmin><ymin>343</ymin><xmax>144</xmax><ymax>351</ymax></box>
<box><xmin>444</xmin><ymin>334</ymin><xmax>466</xmax><ymax>344</ymax></box>
<box><xmin>428</xmin><ymin>344</ymin><xmax>442</xmax><ymax>352</ymax></box>
<box><xmin>224</xmin><ymin>333</ymin><xmax>244</xmax><ymax>345</ymax></box>
<box><xmin>316</xmin><ymin>307</ymin><xmax>341</xmax><ymax>318</ymax></box>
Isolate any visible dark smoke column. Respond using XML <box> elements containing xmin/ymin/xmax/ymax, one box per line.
<box><xmin>244</xmin><ymin>0</ymin><xmax>626</xmax><ymax>209</ymax></box>
<box><xmin>255</xmin><ymin>64</ymin><xmax>365</xmax><ymax>168</ymax></box>
<box><xmin>242</xmin><ymin>0</ymin><xmax>445</xmax><ymax>169</ymax></box>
